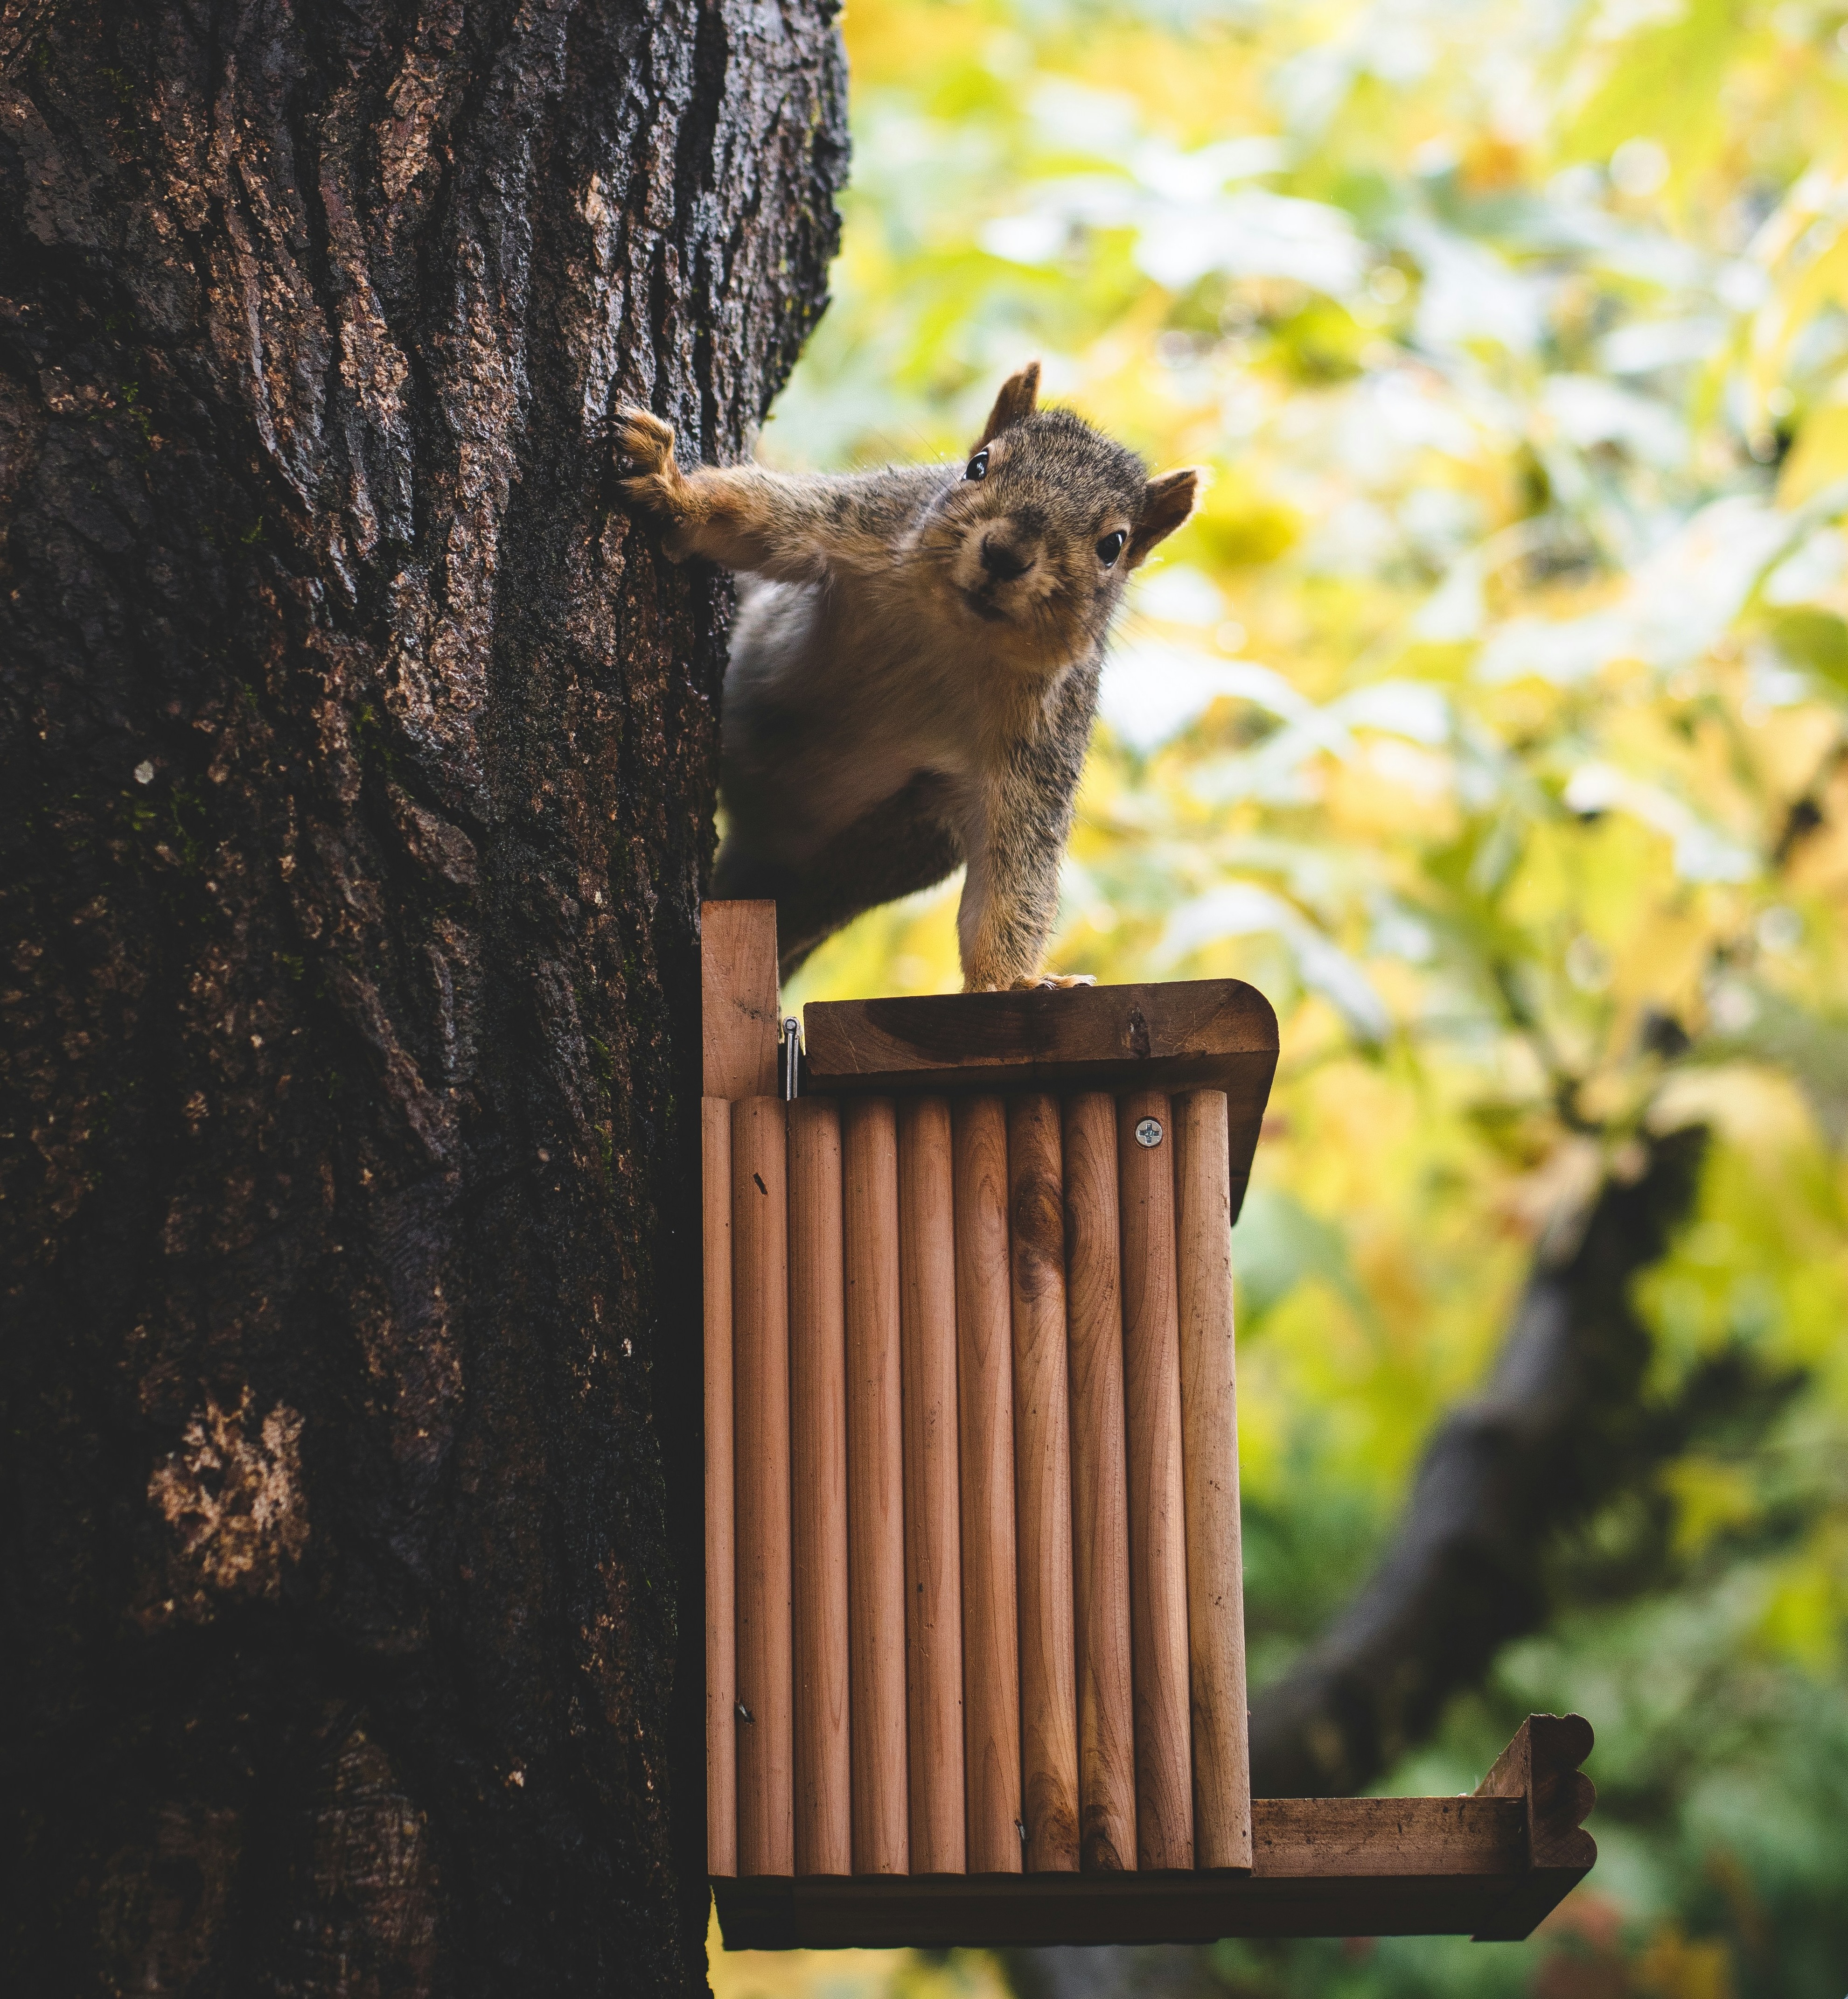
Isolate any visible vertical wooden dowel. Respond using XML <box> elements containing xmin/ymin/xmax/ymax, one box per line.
<box><xmin>1174</xmin><ymin>1090</ymin><xmax>1253</xmax><ymax>1871</ymax></box>
<box><xmin>1061</xmin><ymin>1093</ymin><xmax>1137</xmax><ymax>1873</ymax></box>
<box><xmin>1118</xmin><ymin>1090</ymin><xmax>1194</xmax><ymax>1872</ymax></box>
<box><xmin>732</xmin><ymin>1096</ymin><xmax>794</xmax><ymax>1876</ymax></box>
<box><xmin>701</xmin><ymin>901</ymin><xmax>781</xmax><ymax>1098</ymax></box>
<box><xmin>898</xmin><ymin>1095</ymin><xmax>966</xmax><ymax>1874</ymax></box>
<box><xmin>788</xmin><ymin>1098</ymin><xmax>851</xmax><ymax>1875</ymax></box>
<box><xmin>953</xmin><ymin>1097</ymin><xmax>1022</xmax><ymax>1874</ymax></box>
<box><xmin>1008</xmin><ymin>1094</ymin><xmax>1080</xmax><ymax>1873</ymax></box>
<box><xmin>843</xmin><ymin>1096</ymin><xmax>908</xmax><ymax>1875</ymax></box>
<box><xmin>703</xmin><ymin>1098</ymin><xmax>737</xmax><ymax>1878</ymax></box>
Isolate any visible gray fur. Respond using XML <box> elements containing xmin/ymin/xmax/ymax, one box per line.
<box><xmin>614</xmin><ymin>367</ymin><xmax>1200</xmax><ymax>988</ymax></box>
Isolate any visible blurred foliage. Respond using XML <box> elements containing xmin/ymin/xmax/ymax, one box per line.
<box><xmin>717</xmin><ymin>0</ymin><xmax>1848</xmax><ymax>1992</ymax></box>
<box><xmin>707</xmin><ymin>1920</ymin><xmax>1010</xmax><ymax>1999</ymax></box>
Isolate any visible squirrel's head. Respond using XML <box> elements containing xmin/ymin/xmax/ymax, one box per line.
<box><xmin>924</xmin><ymin>361</ymin><xmax>1202</xmax><ymax>667</ymax></box>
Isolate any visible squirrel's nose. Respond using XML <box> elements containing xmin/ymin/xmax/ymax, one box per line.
<box><xmin>978</xmin><ymin>534</ymin><xmax>1032</xmax><ymax>582</ymax></box>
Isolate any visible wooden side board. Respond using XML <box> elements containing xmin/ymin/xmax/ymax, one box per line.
<box><xmin>711</xmin><ymin>1716</ymin><xmax>1596</xmax><ymax>1950</ymax></box>
<box><xmin>801</xmin><ymin>981</ymin><xmax>1278</xmax><ymax>1220</ymax></box>
<box><xmin>1470</xmin><ymin>1712</ymin><xmax>1597</xmax><ymax>1943</ymax></box>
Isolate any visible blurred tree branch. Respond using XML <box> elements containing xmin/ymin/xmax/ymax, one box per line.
<box><xmin>1001</xmin><ymin>1123</ymin><xmax>1709</xmax><ymax>1999</ymax></box>
<box><xmin>1246</xmin><ymin>1123</ymin><xmax>1708</xmax><ymax>1796</ymax></box>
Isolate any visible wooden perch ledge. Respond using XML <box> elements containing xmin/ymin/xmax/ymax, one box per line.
<box><xmin>712</xmin><ymin>1713</ymin><xmax>1597</xmax><ymax>1949</ymax></box>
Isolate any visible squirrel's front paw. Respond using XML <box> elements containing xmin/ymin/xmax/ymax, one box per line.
<box><xmin>964</xmin><ymin>970</ymin><xmax>1098</xmax><ymax>992</ymax></box>
<box><xmin>613</xmin><ymin>405</ymin><xmax>697</xmax><ymax>554</ymax></box>
<box><xmin>612</xmin><ymin>405</ymin><xmax>676</xmax><ymax>478</ymax></box>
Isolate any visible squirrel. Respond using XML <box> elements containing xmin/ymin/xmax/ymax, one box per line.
<box><xmin>613</xmin><ymin>363</ymin><xmax>1200</xmax><ymax>991</ymax></box>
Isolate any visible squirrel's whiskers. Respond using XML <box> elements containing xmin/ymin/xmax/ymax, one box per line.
<box><xmin>614</xmin><ymin>361</ymin><xmax>1201</xmax><ymax>992</ymax></box>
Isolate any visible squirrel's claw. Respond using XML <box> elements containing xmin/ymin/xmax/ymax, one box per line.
<box><xmin>963</xmin><ymin>972</ymin><xmax>1097</xmax><ymax>993</ymax></box>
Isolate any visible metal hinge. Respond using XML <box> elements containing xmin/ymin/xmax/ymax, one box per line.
<box><xmin>781</xmin><ymin>1016</ymin><xmax>802</xmax><ymax>1101</ymax></box>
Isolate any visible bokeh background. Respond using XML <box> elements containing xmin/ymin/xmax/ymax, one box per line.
<box><xmin>711</xmin><ymin>1</ymin><xmax>1848</xmax><ymax>1992</ymax></box>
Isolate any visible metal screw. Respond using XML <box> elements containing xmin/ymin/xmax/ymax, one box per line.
<box><xmin>1134</xmin><ymin>1117</ymin><xmax>1164</xmax><ymax>1148</ymax></box>
<box><xmin>737</xmin><ymin>1703</ymin><xmax>754</xmax><ymax>1724</ymax></box>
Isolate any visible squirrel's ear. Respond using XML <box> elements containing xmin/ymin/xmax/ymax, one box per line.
<box><xmin>977</xmin><ymin>360</ymin><xmax>1040</xmax><ymax>445</ymax></box>
<box><xmin>1127</xmin><ymin>467</ymin><xmax>1202</xmax><ymax>567</ymax></box>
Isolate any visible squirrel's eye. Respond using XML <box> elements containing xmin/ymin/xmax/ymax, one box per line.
<box><xmin>1096</xmin><ymin>530</ymin><xmax>1128</xmax><ymax>566</ymax></box>
<box><xmin>965</xmin><ymin>449</ymin><xmax>989</xmax><ymax>481</ymax></box>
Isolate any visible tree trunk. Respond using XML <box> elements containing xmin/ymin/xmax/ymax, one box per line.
<box><xmin>0</xmin><ymin>3</ymin><xmax>844</xmax><ymax>1991</ymax></box>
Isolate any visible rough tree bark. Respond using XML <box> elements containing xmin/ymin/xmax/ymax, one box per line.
<box><xmin>0</xmin><ymin>3</ymin><xmax>844</xmax><ymax>1992</ymax></box>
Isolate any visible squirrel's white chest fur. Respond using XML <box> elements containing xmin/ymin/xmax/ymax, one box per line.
<box><xmin>720</xmin><ymin>570</ymin><xmax>1069</xmax><ymax>866</ymax></box>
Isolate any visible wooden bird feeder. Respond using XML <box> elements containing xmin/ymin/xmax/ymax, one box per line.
<box><xmin>701</xmin><ymin>901</ymin><xmax>1595</xmax><ymax>1950</ymax></box>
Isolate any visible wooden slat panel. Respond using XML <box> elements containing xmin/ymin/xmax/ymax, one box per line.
<box><xmin>952</xmin><ymin>1097</ymin><xmax>1023</xmax><ymax>1875</ymax></box>
<box><xmin>802</xmin><ymin>981</ymin><xmax>1279</xmax><ymax>1220</ymax></box>
<box><xmin>704</xmin><ymin>1098</ymin><xmax>737</xmax><ymax>1878</ymax></box>
<box><xmin>1061</xmin><ymin>1093</ymin><xmax>1136</xmax><ymax>1873</ymax></box>
<box><xmin>1117</xmin><ymin>1091</ymin><xmax>1192</xmax><ymax>1872</ymax></box>
<box><xmin>788</xmin><ymin>1098</ymin><xmax>850</xmax><ymax>1875</ymax></box>
<box><xmin>898</xmin><ymin>1096</ymin><xmax>966</xmax><ymax>1874</ymax></box>
<box><xmin>843</xmin><ymin>1097</ymin><xmax>908</xmax><ymax>1875</ymax></box>
<box><xmin>1172</xmin><ymin>1090</ymin><xmax>1252</xmax><ymax>1872</ymax></box>
<box><xmin>1005</xmin><ymin>1094</ymin><xmax>1079</xmax><ymax>1874</ymax></box>
<box><xmin>703</xmin><ymin>902</ymin><xmax>781</xmax><ymax>1100</ymax></box>
<box><xmin>732</xmin><ymin>1097</ymin><xmax>793</xmax><ymax>1874</ymax></box>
